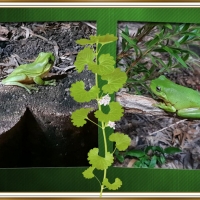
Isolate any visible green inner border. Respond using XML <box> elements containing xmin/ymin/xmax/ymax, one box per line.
<box><xmin>1</xmin><ymin>7</ymin><xmax>200</xmax><ymax>192</ymax></box>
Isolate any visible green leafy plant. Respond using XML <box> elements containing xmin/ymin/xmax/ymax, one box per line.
<box><xmin>117</xmin><ymin>23</ymin><xmax>200</xmax><ymax>95</ymax></box>
<box><xmin>115</xmin><ymin>146</ymin><xmax>182</xmax><ymax>168</ymax></box>
<box><xmin>69</xmin><ymin>34</ymin><xmax>131</xmax><ymax>197</ymax></box>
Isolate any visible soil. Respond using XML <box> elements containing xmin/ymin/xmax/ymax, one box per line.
<box><xmin>0</xmin><ymin>21</ymin><xmax>98</xmax><ymax>168</ymax></box>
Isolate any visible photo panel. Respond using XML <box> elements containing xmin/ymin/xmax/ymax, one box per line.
<box><xmin>114</xmin><ymin>21</ymin><xmax>200</xmax><ymax>170</ymax></box>
<box><xmin>0</xmin><ymin>8</ymin><xmax>200</xmax><ymax>195</ymax></box>
<box><xmin>0</xmin><ymin>21</ymin><xmax>98</xmax><ymax>168</ymax></box>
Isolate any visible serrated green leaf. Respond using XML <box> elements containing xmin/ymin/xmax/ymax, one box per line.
<box><xmin>70</xmin><ymin>81</ymin><xmax>99</xmax><ymax>102</ymax></box>
<box><xmin>94</xmin><ymin>102</ymin><xmax>124</xmax><ymax>123</ymax></box>
<box><xmin>101</xmin><ymin>68</ymin><xmax>127</xmax><ymax>94</ymax></box>
<box><xmin>82</xmin><ymin>167</ymin><xmax>95</xmax><ymax>179</ymax></box>
<box><xmin>164</xmin><ymin>147</ymin><xmax>182</xmax><ymax>154</ymax></box>
<box><xmin>76</xmin><ymin>34</ymin><xmax>117</xmax><ymax>46</ymax></box>
<box><xmin>88</xmin><ymin>54</ymin><xmax>115</xmax><ymax>76</ymax></box>
<box><xmin>71</xmin><ymin>108</ymin><xmax>92</xmax><ymax>127</ymax></box>
<box><xmin>76</xmin><ymin>36</ymin><xmax>97</xmax><ymax>45</ymax></box>
<box><xmin>88</xmin><ymin>148</ymin><xmax>114</xmax><ymax>170</ymax></box>
<box><xmin>98</xmin><ymin>34</ymin><xmax>118</xmax><ymax>45</ymax></box>
<box><xmin>74</xmin><ymin>47</ymin><xmax>95</xmax><ymax>72</ymax></box>
<box><xmin>109</xmin><ymin>132</ymin><xmax>131</xmax><ymax>151</ymax></box>
<box><xmin>103</xmin><ymin>178</ymin><xmax>122</xmax><ymax>190</ymax></box>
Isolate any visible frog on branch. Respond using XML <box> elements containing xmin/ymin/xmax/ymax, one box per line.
<box><xmin>1</xmin><ymin>52</ymin><xmax>56</xmax><ymax>94</ymax></box>
<box><xmin>150</xmin><ymin>75</ymin><xmax>200</xmax><ymax>119</ymax></box>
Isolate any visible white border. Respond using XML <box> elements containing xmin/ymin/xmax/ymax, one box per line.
<box><xmin>0</xmin><ymin>192</ymin><xmax>200</xmax><ymax>198</ymax></box>
<box><xmin>0</xmin><ymin>2</ymin><xmax>200</xmax><ymax>198</ymax></box>
<box><xmin>0</xmin><ymin>2</ymin><xmax>200</xmax><ymax>7</ymax></box>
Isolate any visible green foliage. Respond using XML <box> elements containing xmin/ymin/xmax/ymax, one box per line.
<box><xmin>88</xmin><ymin>148</ymin><xmax>114</xmax><ymax>170</ymax></box>
<box><xmin>70</xmin><ymin>34</ymin><xmax>131</xmax><ymax>197</ymax></box>
<box><xmin>109</xmin><ymin>132</ymin><xmax>131</xmax><ymax>151</ymax></box>
<box><xmin>94</xmin><ymin>102</ymin><xmax>124</xmax><ymax>123</ymax></box>
<box><xmin>82</xmin><ymin>166</ymin><xmax>95</xmax><ymax>179</ymax></box>
<box><xmin>117</xmin><ymin>23</ymin><xmax>200</xmax><ymax>94</ymax></box>
<box><xmin>74</xmin><ymin>47</ymin><xmax>95</xmax><ymax>73</ymax></box>
<box><xmin>70</xmin><ymin>81</ymin><xmax>99</xmax><ymax>102</ymax></box>
<box><xmin>101</xmin><ymin>68</ymin><xmax>127</xmax><ymax>94</ymax></box>
<box><xmin>115</xmin><ymin>146</ymin><xmax>181</xmax><ymax>168</ymax></box>
<box><xmin>103</xmin><ymin>178</ymin><xmax>122</xmax><ymax>190</ymax></box>
<box><xmin>88</xmin><ymin>54</ymin><xmax>115</xmax><ymax>75</ymax></box>
<box><xmin>71</xmin><ymin>108</ymin><xmax>93</xmax><ymax>127</ymax></box>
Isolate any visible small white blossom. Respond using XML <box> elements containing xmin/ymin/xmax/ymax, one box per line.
<box><xmin>98</xmin><ymin>94</ymin><xmax>111</xmax><ymax>106</ymax></box>
<box><xmin>107</xmin><ymin>121</ymin><xmax>116</xmax><ymax>129</ymax></box>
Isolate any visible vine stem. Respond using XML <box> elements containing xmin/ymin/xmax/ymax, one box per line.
<box><xmin>86</xmin><ymin>118</ymin><xmax>102</xmax><ymax>129</ymax></box>
<box><xmin>95</xmin><ymin>42</ymin><xmax>108</xmax><ymax>198</ymax></box>
<box><xmin>100</xmin><ymin>123</ymin><xmax>107</xmax><ymax>198</ymax></box>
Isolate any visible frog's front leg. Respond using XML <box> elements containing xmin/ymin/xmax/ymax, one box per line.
<box><xmin>154</xmin><ymin>102</ymin><xmax>176</xmax><ymax>113</ymax></box>
<box><xmin>2</xmin><ymin>74</ymin><xmax>38</xmax><ymax>94</ymax></box>
<box><xmin>33</xmin><ymin>76</ymin><xmax>56</xmax><ymax>86</ymax></box>
<box><xmin>177</xmin><ymin>108</ymin><xmax>200</xmax><ymax>118</ymax></box>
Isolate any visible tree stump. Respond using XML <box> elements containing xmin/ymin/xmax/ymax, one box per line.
<box><xmin>0</xmin><ymin>70</ymin><xmax>98</xmax><ymax>168</ymax></box>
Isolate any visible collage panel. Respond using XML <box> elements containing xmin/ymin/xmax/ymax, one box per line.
<box><xmin>114</xmin><ymin>22</ymin><xmax>200</xmax><ymax>170</ymax></box>
<box><xmin>0</xmin><ymin>21</ymin><xmax>98</xmax><ymax>168</ymax></box>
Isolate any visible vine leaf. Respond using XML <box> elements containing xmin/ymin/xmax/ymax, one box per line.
<box><xmin>82</xmin><ymin>167</ymin><xmax>95</xmax><ymax>179</ymax></box>
<box><xmin>76</xmin><ymin>36</ymin><xmax>97</xmax><ymax>45</ymax></box>
<box><xmin>70</xmin><ymin>81</ymin><xmax>99</xmax><ymax>102</ymax></box>
<box><xmin>103</xmin><ymin>178</ymin><xmax>122</xmax><ymax>190</ymax></box>
<box><xmin>88</xmin><ymin>54</ymin><xmax>115</xmax><ymax>76</ymax></box>
<box><xmin>88</xmin><ymin>148</ymin><xmax>114</xmax><ymax>170</ymax></box>
<box><xmin>74</xmin><ymin>47</ymin><xmax>95</xmax><ymax>72</ymax></box>
<box><xmin>109</xmin><ymin>132</ymin><xmax>131</xmax><ymax>151</ymax></box>
<box><xmin>101</xmin><ymin>68</ymin><xmax>127</xmax><ymax>94</ymax></box>
<box><xmin>71</xmin><ymin>108</ymin><xmax>92</xmax><ymax>127</ymax></box>
<box><xmin>98</xmin><ymin>34</ymin><xmax>118</xmax><ymax>45</ymax></box>
<box><xmin>94</xmin><ymin>102</ymin><xmax>124</xmax><ymax>123</ymax></box>
<box><xmin>76</xmin><ymin>34</ymin><xmax>118</xmax><ymax>46</ymax></box>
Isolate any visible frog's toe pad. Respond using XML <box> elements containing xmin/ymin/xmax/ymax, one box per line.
<box><xmin>45</xmin><ymin>80</ymin><xmax>56</xmax><ymax>86</ymax></box>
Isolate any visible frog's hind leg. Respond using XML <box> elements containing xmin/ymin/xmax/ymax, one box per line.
<box><xmin>2</xmin><ymin>74</ymin><xmax>38</xmax><ymax>93</ymax></box>
<box><xmin>177</xmin><ymin>108</ymin><xmax>200</xmax><ymax>119</ymax></box>
<box><xmin>3</xmin><ymin>81</ymin><xmax>38</xmax><ymax>94</ymax></box>
<box><xmin>33</xmin><ymin>76</ymin><xmax>56</xmax><ymax>86</ymax></box>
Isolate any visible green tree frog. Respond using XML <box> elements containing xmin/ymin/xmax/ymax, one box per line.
<box><xmin>150</xmin><ymin>75</ymin><xmax>200</xmax><ymax>118</ymax></box>
<box><xmin>1</xmin><ymin>52</ymin><xmax>56</xmax><ymax>94</ymax></box>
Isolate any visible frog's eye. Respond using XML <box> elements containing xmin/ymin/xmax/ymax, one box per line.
<box><xmin>156</xmin><ymin>86</ymin><xmax>161</xmax><ymax>92</ymax></box>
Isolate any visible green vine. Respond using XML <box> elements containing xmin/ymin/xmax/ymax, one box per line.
<box><xmin>69</xmin><ymin>34</ymin><xmax>131</xmax><ymax>197</ymax></box>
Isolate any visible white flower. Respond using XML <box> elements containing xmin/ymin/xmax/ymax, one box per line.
<box><xmin>98</xmin><ymin>94</ymin><xmax>111</xmax><ymax>106</ymax></box>
<box><xmin>107</xmin><ymin>121</ymin><xmax>116</xmax><ymax>129</ymax></box>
